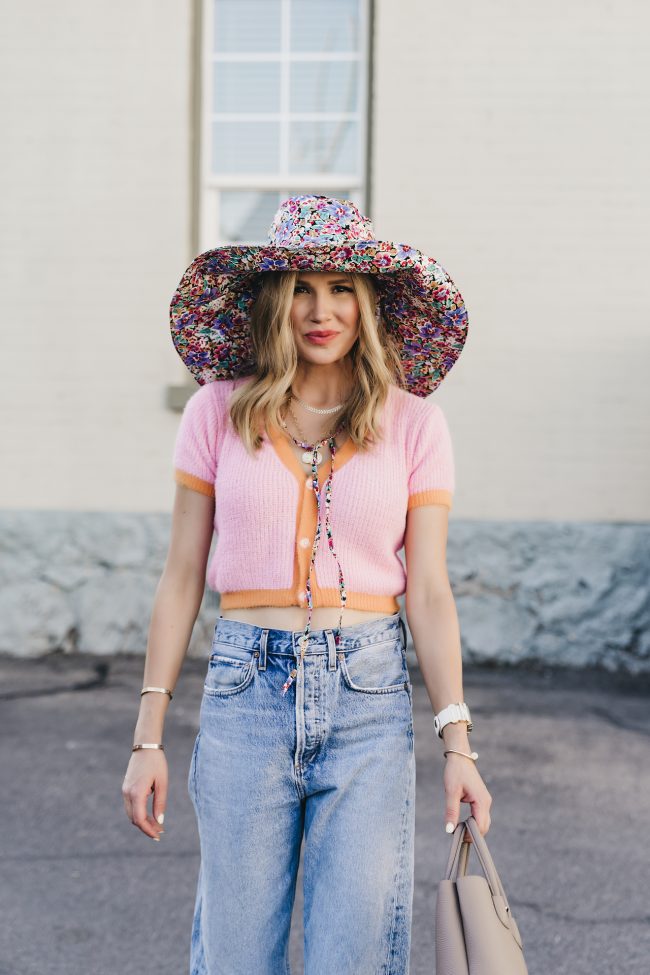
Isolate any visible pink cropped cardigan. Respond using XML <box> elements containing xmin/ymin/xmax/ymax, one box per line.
<box><xmin>172</xmin><ymin>376</ymin><xmax>455</xmax><ymax>613</ymax></box>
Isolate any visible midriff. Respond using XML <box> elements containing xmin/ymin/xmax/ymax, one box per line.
<box><xmin>219</xmin><ymin>606</ymin><xmax>393</xmax><ymax>631</ymax></box>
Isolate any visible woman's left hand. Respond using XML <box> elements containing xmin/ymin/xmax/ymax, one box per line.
<box><xmin>443</xmin><ymin>754</ymin><xmax>492</xmax><ymax>842</ymax></box>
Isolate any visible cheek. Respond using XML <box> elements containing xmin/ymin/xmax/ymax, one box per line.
<box><xmin>290</xmin><ymin>297</ymin><xmax>304</xmax><ymax>324</ymax></box>
<box><xmin>342</xmin><ymin>296</ymin><xmax>360</xmax><ymax>324</ymax></box>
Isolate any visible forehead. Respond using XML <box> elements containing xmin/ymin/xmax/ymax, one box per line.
<box><xmin>295</xmin><ymin>271</ymin><xmax>353</xmax><ymax>281</ymax></box>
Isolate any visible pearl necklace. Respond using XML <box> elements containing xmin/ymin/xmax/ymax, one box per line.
<box><xmin>292</xmin><ymin>393</ymin><xmax>345</xmax><ymax>415</ymax></box>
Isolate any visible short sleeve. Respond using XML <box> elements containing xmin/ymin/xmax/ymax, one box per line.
<box><xmin>407</xmin><ymin>400</ymin><xmax>455</xmax><ymax>511</ymax></box>
<box><xmin>172</xmin><ymin>382</ymin><xmax>222</xmax><ymax>498</ymax></box>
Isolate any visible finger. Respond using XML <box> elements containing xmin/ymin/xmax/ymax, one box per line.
<box><xmin>122</xmin><ymin>790</ymin><xmax>133</xmax><ymax>824</ymax></box>
<box><xmin>470</xmin><ymin>801</ymin><xmax>491</xmax><ymax>836</ymax></box>
<box><xmin>152</xmin><ymin>776</ymin><xmax>168</xmax><ymax>828</ymax></box>
<box><xmin>144</xmin><ymin>787</ymin><xmax>165</xmax><ymax>837</ymax></box>
<box><xmin>444</xmin><ymin>789</ymin><xmax>462</xmax><ymax>835</ymax></box>
<box><xmin>471</xmin><ymin>790</ymin><xmax>492</xmax><ymax>836</ymax></box>
<box><xmin>131</xmin><ymin>788</ymin><xmax>160</xmax><ymax>840</ymax></box>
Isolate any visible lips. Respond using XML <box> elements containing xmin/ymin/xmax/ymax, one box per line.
<box><xmin>305</xmin><ymin>331</ymin><xmax>338</xmax><ymax>337</ymax></box>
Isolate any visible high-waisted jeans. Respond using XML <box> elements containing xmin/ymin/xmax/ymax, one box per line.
<box><xmin>187</xmin><ymin>610</ymin><xmax>416</xmax><ymax>975</ymax></box>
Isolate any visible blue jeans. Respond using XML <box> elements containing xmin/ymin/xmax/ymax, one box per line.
<box><xmin>187</xmin><ymin>610</ymin><xmax>416</xmax><ymax>975</ymax></box>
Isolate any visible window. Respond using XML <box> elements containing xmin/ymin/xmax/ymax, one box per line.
<box><xmin>199</xmin><ymin>0</ymin><xmax>371</xmax><ymax>247</ymax></box>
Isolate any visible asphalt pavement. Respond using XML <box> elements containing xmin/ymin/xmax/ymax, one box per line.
<box><xmin>1</xmin><ymin>652</ymin><xmax>649</xmax><ymax>975</ymax></box>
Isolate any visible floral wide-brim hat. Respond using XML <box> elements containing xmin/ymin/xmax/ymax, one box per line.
<box><xmin>169</xmin><ymin>194</ymin><xmax>469</xmax><ymax>398</ymax></box>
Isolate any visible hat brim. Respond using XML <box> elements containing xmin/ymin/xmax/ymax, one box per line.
<box><xmin>170</xmin><ymin>239</ymin><xmax>468</xmax><ymax>397</ymax></box>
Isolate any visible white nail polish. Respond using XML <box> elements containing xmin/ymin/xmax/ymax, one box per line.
<box><xmin>445</xmin><ymin>821</ymin><xmax>455</xmax><ymax>833</ymax></box>
<box><xmin>156</xmin><ymin>813</ymin><xmax>165</xmax><ymax>825</ymax></box>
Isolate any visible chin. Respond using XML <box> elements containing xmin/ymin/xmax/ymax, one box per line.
<box><xmin>301</xmin><ymin>350</ymin><xmax>349</xmax><ymax>366</ymax></box>
<box><xmin>299</xmin><ymin>338</ymin><xmax>356</xmax><ymax>360</ymax></box>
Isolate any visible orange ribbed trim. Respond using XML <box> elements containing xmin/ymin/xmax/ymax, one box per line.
<box><xmin>265</xmin><ymin>422</ymin><xmax>361</xmax><ymax>611</ymax></box>
<box><xmin>220</xmin><ymin>589</ymin><xmax>400</xmax><ymax>613</ymax></box>
<box><xmin>267</xmin><ymin>423</ymin><xmax>357</xmax><ymax>484</ymax></box>
<box><xmin>407</xmin><ymin>489</ymin><xmax>452</xmax><ymax>510</ymax></box>
<box><xmin>174</xmin><ymin>468</ymin><xmax>215</xmax><ymax>498</ymax></box>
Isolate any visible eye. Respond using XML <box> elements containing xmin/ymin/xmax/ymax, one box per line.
<box><xmin>293</xmin><ymin>283</ymin><xmax>352</xmax><ymax>294</ymax></box>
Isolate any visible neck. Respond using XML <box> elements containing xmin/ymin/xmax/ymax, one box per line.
<box><xmin>292</xmin><ymin>360</ymin><xmax>353</xmax><ymax>408</ymax></box>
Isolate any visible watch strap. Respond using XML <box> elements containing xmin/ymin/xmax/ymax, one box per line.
<box><xmin>434</xmin><ymin>702</ymin><xmax>473</xmax><ymax>738</ymax></box>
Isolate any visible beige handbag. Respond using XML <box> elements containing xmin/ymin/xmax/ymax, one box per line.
<box><xmin>435</xmin><ymin>816</ymin><xmax>529</xmax><ymax>975</ymax></box>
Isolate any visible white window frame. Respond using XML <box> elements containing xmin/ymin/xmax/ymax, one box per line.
<box><xmin>199</xmin><ymin>0</ymin><xmax>370</xmax><ymax>249</ymax></box>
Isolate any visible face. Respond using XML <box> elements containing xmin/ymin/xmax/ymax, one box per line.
<box><xmin>289</xmin><ymin>271</ymin><xmax>360</xmax><ymax>364</ymax></box>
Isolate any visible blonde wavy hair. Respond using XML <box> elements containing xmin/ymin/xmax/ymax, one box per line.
<box><xmin>228</xmin><ymin>269</ymin><xmax>406</xmax><ymax>454</ymax></box>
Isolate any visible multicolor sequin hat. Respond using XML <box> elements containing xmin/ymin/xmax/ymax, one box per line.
<box><xmin>169</xmin><ymin>194</ymin><xmax>469</xmax><ymax>398</ymax></box>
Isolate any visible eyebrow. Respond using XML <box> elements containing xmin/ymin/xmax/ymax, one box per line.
<box><xmin>296</xmin><ymin>276</ymin><xmax>351</xmax><ymax>284</ymax></box>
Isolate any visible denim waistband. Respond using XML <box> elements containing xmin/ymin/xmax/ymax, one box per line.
<box><xmin>212</xmin><ymin>611</ymin><xmax>407</xmax><ymax>655</ymax></box>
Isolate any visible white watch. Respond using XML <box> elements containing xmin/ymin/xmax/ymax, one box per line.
<box><xmin>433</xmin><ymin>702</ymin><xmax>473</xmax><ymax>739</ymax></box>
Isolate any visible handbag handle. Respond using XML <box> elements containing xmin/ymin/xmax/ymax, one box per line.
<box><xmin>444</xmin><ymin>817</ymin><xmax>503</xmax><ymax>897</ymax></box>
<box><xmin>443</xmin><ymin>816</ymin><xmax>523</xmax><ymax>946</ymax></box>
<box><xmin>444</xmin><ymin>822</ymin><xmax>471</xmax><ymax>878</ymax></box>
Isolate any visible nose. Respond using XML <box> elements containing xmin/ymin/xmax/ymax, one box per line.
<box><xmin>308</xmin><ymin>288</ymin><xmax>334</xmax><ymax>323</ymax></box>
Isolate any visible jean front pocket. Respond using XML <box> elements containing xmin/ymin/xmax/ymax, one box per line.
<box><xmin>203</xmin><ymin>641</ymin><xmax>257</xmax><ymax>697</ymax></box>
<box><xmin>339</xmin><ymin>637</ymin><xmax>409</xmax><ymax>694</ymax></box>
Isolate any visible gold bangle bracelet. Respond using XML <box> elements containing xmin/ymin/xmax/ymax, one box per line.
<box><xmin>443</xmin><ymin>748</ymin><xmax>479</xmax><ymax>762</ymax></box>
<box><xmin>132</xmin><ymin>743</ymin><xmax>164</xmax><ymax>751</ymax></box>
<box><xmin>141</xmin><ymin>686</ymin><xmax>173</xmax><ymax>700</ymax></box>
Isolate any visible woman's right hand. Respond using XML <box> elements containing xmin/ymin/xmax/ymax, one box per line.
<box><xmin>122</xmin><ymin>750</ymin><xmax>168</xmax><ymax>841</ymax></box>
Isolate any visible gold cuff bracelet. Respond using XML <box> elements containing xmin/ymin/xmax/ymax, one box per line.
<box><xmin>141</xmin><ymin>686</ymin><xmax>173</xmax><ymax>700</ymax></box>
<box><xmin>443</xmin><ymin>748</ymin><xmax>479</xmax><ymax>762</ymax></box>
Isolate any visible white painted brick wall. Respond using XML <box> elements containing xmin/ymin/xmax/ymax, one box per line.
<box><xmin>1</xmin><ymin>0</ymin><xmax>647</xmax><ymax>519</ymax></box>
<box><xmin>372</xmin><ymin>0</ymin><xmax>650</xmax><ymax>519</ymax></box>
<box><xmin>0</xmin><ymin>0</ymin><xmax>194</xmax><ymax>512</ymax></box>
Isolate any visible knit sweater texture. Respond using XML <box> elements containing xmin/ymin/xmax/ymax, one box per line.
<box><xmin>172</xmin><ymin>376</ymin><xmax>454</xmax><ymax>612</ymax></box>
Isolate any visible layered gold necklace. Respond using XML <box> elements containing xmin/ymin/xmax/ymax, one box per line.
<box><xmin>282</xmin><ymin>386</ymin><xmax>351</xmax><ymax>462</ymax></box>
<box><xmin>277</xmin><ymin>394</ymin><xmax>349</xmax><ymax>695</ymax></box>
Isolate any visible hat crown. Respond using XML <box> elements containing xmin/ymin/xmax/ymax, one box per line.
<box><xmin>268</xmin><ymin>195</ymin><xmax>377</xmax><ymax>248</ymax></box>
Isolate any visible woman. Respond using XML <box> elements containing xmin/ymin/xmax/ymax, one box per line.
<box><xmin>122</xmin><ymin>195</ymin><xmax>492</xmax><ymax>974</ymax></box>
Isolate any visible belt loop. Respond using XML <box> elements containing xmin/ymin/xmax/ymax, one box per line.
<box><xmin>398</xmin><ymin>614</ymin><xmax>407</xmax><ymax>650</ymax></box>
<box><xmin>325</xmin><ymin>629</ymin><xmax>337</xmax><ymax>671</ymax></box>
<box><xmin>257</xmin><ymin>628</ymin><xmax>268</xmax><ymax>671</ymax></box>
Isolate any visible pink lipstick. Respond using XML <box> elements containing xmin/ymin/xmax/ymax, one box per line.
<box><xmin>305</xmin><ymin>331</ymin><xmax>338</xmax><ymax>344</ymax></box>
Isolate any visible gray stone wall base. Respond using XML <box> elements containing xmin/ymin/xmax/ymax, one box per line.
<box><xmin>448</xmin><ymin>521</ymin><xmax>649</xmax><ymax>673</ymax></box>
<box><xmin>0</xmin><ymin>513</ymin><xmax>648</xmax><ymax>673</ymax></box>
